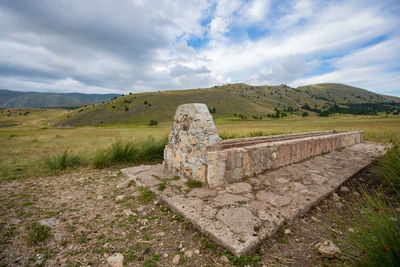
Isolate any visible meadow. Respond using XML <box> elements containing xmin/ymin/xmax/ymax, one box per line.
<box><xmin>1</xmin><ymin>109</ymin><xmax>399</xmax><ymax>266</ymax></box>
<box><xmin>1</xmin><ymin>109</ymin><xmax>399</xmax><ymax>182</ymax></box>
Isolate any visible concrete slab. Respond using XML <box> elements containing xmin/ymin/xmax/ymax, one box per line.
<box><xmin>121</xmin><ymin>142</ymin><xmax>386</xmax><ymax>256</ymax></box>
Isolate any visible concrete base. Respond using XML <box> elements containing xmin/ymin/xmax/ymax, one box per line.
<box><xmin>121</xmin><ymin>142</ymin><xmax>385</xmax><ymax>256</ymax></box>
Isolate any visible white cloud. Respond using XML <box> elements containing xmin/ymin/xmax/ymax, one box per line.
<box><xmin>0</xmin><ymin>0</ymin><xmax>399</xmax><ymax>96</ymax></box>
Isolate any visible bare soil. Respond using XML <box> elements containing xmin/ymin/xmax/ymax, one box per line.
<box><xmin>0</xmin><ymin>164</ymin><xmax>391</xmax><ymax>266</ymax></box>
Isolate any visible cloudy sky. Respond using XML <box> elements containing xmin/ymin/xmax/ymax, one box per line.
<box><xmin>0</xmin><ymin>0</ymin><xmax>399</xmax><ymax>96</ymax></box>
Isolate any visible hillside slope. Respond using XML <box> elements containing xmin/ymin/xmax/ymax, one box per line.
<box><xmin>0</xmin><ymin>90</ymin><xmax>120</xmax><ymax>108</ymax></box>
<box><xmin>56</xmin><ymin>83</ymin><xmax>400</xmax><ymax>126</ymax></box>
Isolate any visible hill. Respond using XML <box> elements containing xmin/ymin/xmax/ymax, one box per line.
<box><xmin>0</xmin><ymin>89</ymin><xmax>120</xmax><ymax>108</ymax></box>
<box><xmin>55</xmin><ymin>83</ymin><xmax>400</xmax><ymax>126</ymax></box>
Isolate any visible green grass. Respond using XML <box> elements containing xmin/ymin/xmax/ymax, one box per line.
<box><xmin>339</xmin><ymin>189</ymin><xmax>400</xmax><ymax>267</ymax></box>
<box><xmin>27</xmin><ymin>222</ymin><xmax>52</xmax><ymax>245</ymax></box>
<box><xmin>93</xmin><ymin>150</ymin><xmax>111</xmax><ymax>168</ymax></box>
<box><xmin>137</xmin><ymin>186</ymin><xmax>155</xmax><ymax>203</ymax></box>
<box><xmin>377</xmin><ymin>145</ymin><xmax>400</xmax><ymax>198</ymax></box>
<box><xmin>44</xmin><ymin>150</ymin><xmax>81</xmax><ymax>171</ymax></box>
<box><xmin>111</xmin><ymin>139</ymin><xmax>139</xmax><ymax>163</ymax></box>
<box><xmin>187</xmin><ymin>179</ymin><xmax>203</xmax><ymax>188</ymax></box>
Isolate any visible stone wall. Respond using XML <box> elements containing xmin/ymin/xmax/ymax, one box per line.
<box><xmin>163</xmin><ymin>103</ymin><xmax>364</xmax><ymax>188</ymax></box>
<box><xmin>206</xmin><ymin>131</ymin><xmax>363</xmax><ymax>188</ymax></box>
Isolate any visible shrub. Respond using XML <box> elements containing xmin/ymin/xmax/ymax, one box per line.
<box><xmin>149</xmin><ymin>119</ymin><xmax>158</xmax><ymax>126</ymax></box>
<box><xmin>93</xmin><ymin>150</ymin><xmax>111</xmax><ymax>168</ymax></box>
<box><xmin>339</xmin><ymin>189</ymin><xmax>400</xmax><ymax>266</ymax></box>
<box><xmin>111</xmin><ymin>140</ymin><xmax>139</xmax><ymax>163</ymax></box>
<box><xmin>45</xmin><ymin>150</ymin><xmax>81</xmax><ymax>171</ymax></box>
<box><xmin>27</xmin><ymin>222</ymin><xmax>51</xmax><ymax>245</ymax></box>
<box><xmin>302</xmin><ymin>111</ymin><xmax>309</xmax><ymax>117</ymax></box>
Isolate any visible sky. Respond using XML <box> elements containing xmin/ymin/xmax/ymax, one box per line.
<box><xmin>0</xmin><ymin>0</ymin><xmax>399</xmax><ymax>96</ymax></box>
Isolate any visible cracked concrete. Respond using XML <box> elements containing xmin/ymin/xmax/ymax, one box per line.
<box><xmin>122</xmin><ymin>142</ymin><xmax>386</xmax><ymax>256</ymax></box>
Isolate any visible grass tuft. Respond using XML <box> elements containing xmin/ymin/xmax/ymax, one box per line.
<box><xmin>44</xmin><ymin>150</ymin><xmax>81</xmax><ymax>171</ymax></box>
<box><xmin>187</xmin><ymin>179</ymin><xmax>203</xmax><ymax>188</ymax></box>
<box><xmin>93</xmin><ymin>150</ymin><xmax>111</xmax><ymax>168</ymax></box>
<box><xmin>111</xmin><ymin>139</ymin><xmax>139</xmax><ymax>163</ymax></box>
<box><xmin>137</xmin><ymin>186</ymin><xmax>155</xmax><ymax>203</ymax></box>
<box><xmin>377</xmin><ymin>144</ymin><xmax>400</xmax><ymax>198</ymax></box>
<box><xmin>339</xmin><ymin>189</ymin><xmax>400</xmax><ymax>267</ymax></box>
<box><xmin>27</xmin><ymin>222</ymin><xmax>51</xmax><ymax>245</ymax></box>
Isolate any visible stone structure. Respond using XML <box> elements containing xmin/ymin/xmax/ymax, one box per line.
<box><xmin>163</xmin><ymin>103</ymin><xmax>222</xmax><ymax>183</ymax></box>
<box><xmin>163</xmin><ymin>103</ymin><xmax>364</xmax><ymax>188</ymax></box>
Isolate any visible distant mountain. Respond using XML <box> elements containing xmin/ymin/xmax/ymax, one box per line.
<box><xmin>0</xmin><ymin>89</ymin><xmax>120</xmax><ymax>108</ymax></box>
<box><xmin>54</xmin><ymin>83</ymin><xmax>400</xmax><ymax>126</ymax></box>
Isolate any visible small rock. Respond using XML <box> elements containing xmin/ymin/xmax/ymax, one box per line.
<box><xmin>163</xmin><ymin>252</ymin><xmax>168</xmax><ymax>258</ymax></box>
<box><xmin>332</xmin><ymin>193</ymin><xmax>340</xmax><ymax>202</ymax></box>
<box><xmin>97</xmin><ymin>195</ymin><xmax>104</xmax><ymax>200</ymax></box>
<box><xmin>39</xmin><ymin>218</ymin><xmax>60</xmax><ymax>229</ymax></box>
<box><xmin>115</xmin><ymin>195</ymin><xmax>124</xmax><ymax>202</ymax></box>
<box><xmin>154</xmin><ymin>200</ymin><xmax>159</xmax><ymax>205</ymax></box>
<box><xmin>106</xmin><ymin>253</ymin><xmax>124</xmax><ymax>267</ymax></box>
<box><xmin>123</xmin><ymin>209</ymin><xmax>134</xmax><ymax>216</ymax></box>
<box><xmin>172</xmin><ymin>254</ymin><xmax>180</xmax><ymax>265</ymax></box>
<box><xmin>335</xmin><ymin>202</ymin><xmax>344</xmax><ymax>209</ymax></box>
<box><xmin>295</xmin><ymin>238</ymin><xmax>300</xmax><ymax>242</ymax></box>
<box><xmin>184</xmin><ymin>250</ymin><xmax>193</xmax><ymax>258</ymax></box>
<box><xmin>348</xmin><ymin>228</ymin><xmax>355</xmax><ymax>233</ymax></box>
<box><xmin>358</xmin><ymin>177</ymin><xmax>365</xmax><ymax>182</ymax></box>
<box><xmin>194</xmin><ymin>249</ymin><xmax>200</xmax><ymax>255</ymax></box>
<box><xmin>220</xmin><ymin>255</ymin><xmax>230</xmax><ymax>263</ymax></box>
<box><xmin>311</xmin><ymin>216</ymin><xmax>321</xmax><ymax>223</ymax></box>
<box><xmin>396</xmin><ymin>208</ymin><xmax>400</xmax><ymax>213</ymax></box>
<box><xmin>178</xmin><ymin>242</ymin><xmax>183</xmax><ymax>249</ymax></box>
<box><xmin>137</xmin><ymin>206</ymin><xmax>145</xmax><ymax>212</ymax></box>
<box><xmin>284</xmin><ymin>229</ymin><xmax>292</xmax><ymax>235</ymax></box>
<box><xmin>353</xmin><ymin>192</ymin><xmax>360</xmax><ymax>197</ymax></box>
<box><xmin>180</xmin><ymin>248</ymin><xmax>185</xmax><ymax>252</ymax></box>
<box><xmin>391</xmin><ymin>217</ymin><xmax>398</xmax><ymax>222</ymax></box>
<box><xmin>340</xmin><ymin>186</ymin><xmax>350</xmax><ymax>193</ymax></box>
<box><xmin>315</xmin><ymin>240</ymin><xmax>341</xmax><ymax>258</ymax></box>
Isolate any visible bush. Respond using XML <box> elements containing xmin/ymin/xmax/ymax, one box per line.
<box><xmin>302</xmin><ymin>111</ymin><xmax>309</xmax><ymax>117</ymax></box>
<box><xmin>149</xmin><ymin>119</ymin><xmax>158</xmax><ymax>126</ymax></box>
<box><xmin>111</xmin><ymin>140</ymin><xmax>139</xmax><ymax>163</ymax></box>
<box><xmin>93</xmin><ymin>150</ymin><xmax>111</xmax><ymax>168</ymax></box>
<box><xmin>27</xmin><ymin>222</ymin><xmax>51</xmax><ymax>245</ymax></box>
<box><xmin>339</xmin><ymin>189</ymin><xmax>400</xmax><ymax>266</ymax></box>
<box><xmin>45</xmin><ymin>150</ymin><xmax>81</xmax><ymax>171</ymax></box>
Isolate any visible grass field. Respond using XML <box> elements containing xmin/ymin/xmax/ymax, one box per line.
<box><xmin>1</xmin><ymin>109</ymin><xmax>399</xmax><ymax>182</ymax></box>
<box><xmin>1</xmin><ymin>109</ymin><xmax>400</xmax><ymax>266</ymax></box>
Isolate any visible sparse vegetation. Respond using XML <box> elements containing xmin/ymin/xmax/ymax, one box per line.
<box><xmin>149</xmin><ymin>119</ymin><xmax>158</xmax><ymax>126</ymax></box>
<box><xmin>44</xmin><ymin>150</ymin><xmax>81</xmax><ymax>171</ymax></box>
<box><xmin>338</xmin><ymin>189</ymin><xmax>400</xmax><ymax>266</ymax></box>
<box><xmin>187</xmin><ymin>179</ymin><xmax>203</xmax><ymax>188</ymax></box>
<box><xmin>27</xmin><ymin>222</ymin><xmax>51</xmax><ymax>245</ymax></box>
<box><xmin>138</xmin><ymin>186</ymin><xmax>155</xmax><ymax>203</ymax></box>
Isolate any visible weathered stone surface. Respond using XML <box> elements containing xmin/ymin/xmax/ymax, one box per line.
<box><xmin>39</xmin><ymin>218</ymin><xmax>60</xmax><ymax>229</ymax></box>
<box><xmin>216</xmin><ymin>207</ymin><xmax>261</xmax><ymax>237</ymax></box>
<box><xmin>315</xmin><ymin>240</ymin><xmax>341</xmax><ymax>258</ymax></box>
<box><xmin>226</xmin><ymin>182</ymin><xmax>252</xmax><ymax>194</ymax></box>
<box><xmin>106</xmin><ymin>253</ymin><xmax>124</xmax><ymax>267</ymax></box>
<box><xmin>213</xmin><ymin>193</ymin><xmax>249</xmax><ymax>207</ymax></box>
<box><xmin>122</xmin><ymin>142</ymin><xmax>385</xmax><ymax>257</ymax></box>
<box><xmin>255</xmin><ymin>190</ymin><xmax>291</xmax><ymax>207</ymax></box>
<box><xmin>188</xmin><ymin>188</ymin><xmax>218</xmax><ymax>198</ymax></box>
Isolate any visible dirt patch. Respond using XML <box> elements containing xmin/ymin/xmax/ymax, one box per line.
<box><xmin>0</xmin><ymin>165</ymin><xmax>396</xmax><ymax>266</ymax></box>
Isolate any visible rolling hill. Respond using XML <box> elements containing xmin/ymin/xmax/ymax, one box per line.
<box><xmin>0</xmin><ymin>89</ymin><xmax>120</xmax><ymax>108</ymax></box>
<box><xmin>55</xmin><ymin>83</ymin><xmax>400</xmax><ymax>126</ymax></box>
